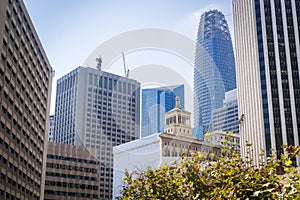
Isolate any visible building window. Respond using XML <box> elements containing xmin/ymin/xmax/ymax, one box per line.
<box><xmin>164</xmin><ymin>149</ymin><xmax>170</xmax><ymax>157</ymax></box>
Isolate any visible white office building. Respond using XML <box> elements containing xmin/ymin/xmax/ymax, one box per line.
<box><xmin>53</xmin><ymin>66</ymin><xmax>140</xmax><ymax>199</ymax></box>
<box><xmin>204</xmin><ymin>130</ymin><xmax>240</xmax><ymax>151</ymax></box>
<box><xmin>233</xmin><ymin>0</ymin><xmax>300</xmax><ymax>164</ymax></box>
<box><xmin>212</xmin><ymin>89</ymin><xmax>239</xmax><ymax>134</ymax></box>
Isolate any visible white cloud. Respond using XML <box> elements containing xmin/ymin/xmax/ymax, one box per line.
<box><xmin>171</xmin><ymin>2</ymin><xmax>235</xmax><ymax>42</ymax></box>
<box><xmin>172</xmin><ymin>4</ymin><xmax>220</xmax><ymax>40</ymax></box>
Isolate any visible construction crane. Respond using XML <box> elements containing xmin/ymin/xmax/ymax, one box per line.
<box><xmin>122</xmin><ymin>52</ymin><xmax>129</xmax><ymax>78</ymax></box>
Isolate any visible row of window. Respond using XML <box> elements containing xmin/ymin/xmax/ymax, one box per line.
<box><xmin>89</xmin><ymin>73</ymin><xmax>138</xmax><ymax>96</ymax></box>
<box><xmin>46</xmin><ymin>172</ymin><xmax>98</xmax><ymax>182</ymax></box>
<box><xmin>44</xmin><ymin>189</ymin><xmax>99</xmax><ymax>199</ymax></box>
<box><xmin>0</xmin><ymin>187</ymin><xmax>38</xmax><ymax>200</ymax></box>
<box><xmin>47</xmin><ymin>154</ymin><xmax>98</xmax><ymax>165</ymax></box>
<box><xmin>47</xmin><ymin>162</ymin><xmax>97</xmax><ymax>174</ymax></box>
<box><xmin>45</xmin><ymin>180</ymin><xmax>99</xmax><ymax>190</ymax></box>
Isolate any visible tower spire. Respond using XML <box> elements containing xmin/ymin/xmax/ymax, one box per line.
<box><xmin>176</xmin><ymin>96</ymin><xmax>180</xmax><ymax>108</ymax></box>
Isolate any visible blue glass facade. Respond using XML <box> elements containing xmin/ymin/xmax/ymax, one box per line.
<box><xmin>141</xmin><ymin>85</ymin><xmax>184</xmax><ymax>137</ymax></box>
<box><xmin>193</xmin><ymin>10</ymin><xmax>236</xmax><ymax>139</ymax></box>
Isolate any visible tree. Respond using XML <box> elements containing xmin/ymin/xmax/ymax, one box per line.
<box><xmin>119</xmin><ymin>143</ymin><xmax>300</xmax><ymax>199</ymax></box>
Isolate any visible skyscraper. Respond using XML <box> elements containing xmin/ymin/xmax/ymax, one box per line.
<box><xmin>141</xmin><ymin>84</ymin><xmax>184</xmax><ymax>137</ymax></box>
<box><xmin>233</xmin><ymin>0</ymin><xmax>300</xmax><ymax>164</ymax></box>
<box><xmin>53</xmin><ymin>66</ymin><xmax>140</xmax><ymax>199</ymax></box>
<box><xmin>0</xmin><ymin>0</ymin><xmax>54</xmax><ymax>199</ymax></box>
<box><xmin>193</xmin><ymin>10</ymin><xmax>236</xmax><ymax>139</ymax></box>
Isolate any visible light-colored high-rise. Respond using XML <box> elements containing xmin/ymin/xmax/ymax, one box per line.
<box><xmin>233</xmin><ymin>0</ymin><xmax>300</xmax><ymax>164</ymax></box>
<box><xmin>53</xmin><ymin>66</ymin><xmax>140</xmax><ymax>199</ymax></box>
<box><xmin>0</xmin><ymin>0</ymin><xmax>54</xmax><ymax>199</ymax></box>
<box><xmin>212</xmin><ymin>89</ymin><xmax>239</xmax><ymax>134</ymax></box>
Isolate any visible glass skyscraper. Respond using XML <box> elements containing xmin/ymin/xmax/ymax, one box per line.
<box><xmin>193</xmin><ymin>10</ymin><xmax>236</xmax><ymax>139</ymax></box>
<box><xmin>141</xmin><ymin>85</ymin><xmax>184</xmax><ymax>137</ymax></box>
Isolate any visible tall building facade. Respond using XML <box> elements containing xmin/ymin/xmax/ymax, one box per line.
<box><xmin>193</xmin><ymin>10</ymin><xmax>236</xmax><ymax>139</ymax></box>
<box><xmin>53</xmin><ymin>66</ymin><xmax>140</xmax><ymax>199</ymax></box>
<box><xmin>212</xmin><ymin>89</ymin><xmax>239</xmax><ymax>134</ymax></box>
<box><xmin>141</xmin><ymin>84</ymin><xmax>184</xmax><ymax>137</ymax></box>
<box><xmin>233</xmin><ymin>0</ymin><xmax>300</xmax><ymax>164</ymax></box>
<box><xmin>44</xmin><ymin>142</ymin><xmax>100</xmax><ymax>200</ymax></box>
<box><xmin>0</xmin><ymin>0</ymin><xmax>53</xmax><ymax>199</ymax></box>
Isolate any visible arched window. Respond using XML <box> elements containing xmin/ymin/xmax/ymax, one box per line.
<box><xmin>164</xmin><ymin>149</ymin><xmax>170</xmax><ymax>157</ymax></box>
<box><xmin>172</xmin><ymin>150</ymin><xmax>178</xmax><ymax>157</ymax></box>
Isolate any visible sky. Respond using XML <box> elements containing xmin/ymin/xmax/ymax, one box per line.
<box><xmin>23</xmin><ymin>0</ymin><xmax>234</xmax><ymax>115</ymax></box>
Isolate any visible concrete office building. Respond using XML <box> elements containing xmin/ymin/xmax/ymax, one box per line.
<box><xmin>44</xmin><ymin>142</ymin><xmax>100</xmax><ymax>200</ymax></box>
<box><xmin>0</xmin><ymin>0</ymin><xmax>53</xmax><ymax>199</ymax></box>
<box><xmin>53</xmin><ymin>66</ymin><xmax>140</xmax><ymax>199</ymax></box>
<box><xmin>193</xmin><ymin>10</ymin><xmax>236</xmax><ymax>140</ymax></box>
<box><xmin>204</xmin><ymin>130</ymin><xmax>240</xmax><ymax>151</ymax></box>
<box><xmin>48</xmin><ymin>115</ymin><xmax>55</xmax><ymax>142</ymax></box>
<box><xmin>212</xmin><ymin>89</ymin><xmax>239</xmax><ymax>134</ymax></box>
<box><xmin>141</xmin><ymin>84</ymin><xmax>184</xmax><ymax>137</ymax></box>
<box><xmin>233</xmin><ymin>0</ymin><xmax>300</xmax><ymax>164</ymax></box>
<box><xmin>113</xmin><ymin>97</ymin><xmax>220</xmax><ymax>199</ymax></box>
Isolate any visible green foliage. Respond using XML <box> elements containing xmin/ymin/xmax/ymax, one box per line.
<box><xmin>119</xmin><ymin>144</ymin><xmax>300</xmax><ymax>199</ymax></box>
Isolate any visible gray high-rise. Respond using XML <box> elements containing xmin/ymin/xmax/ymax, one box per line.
<box><xmin>53</xmin><ymin>66</ymin><xmax>140</xmax><ymax>199</ymax></box>
<box><xmin>233</xmin><ymin>0</ymin><xmax>300</xmax><ymax>164</ymax></box>
<box><xmin>0</xmin><ymin>0</ymin><xmax>54</xmax><ymax>199</ymax></box>
<box><xmin>193</xmin><ymin>10</ymin><xmax>236</xmax><ymax>139</ymax></box>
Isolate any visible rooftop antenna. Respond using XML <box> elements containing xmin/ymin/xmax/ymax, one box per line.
<box><xmin>122</xmin><ymin>52</ymin><xmax>129</xmax><ymax>78</ymax></box>
<box><xmin>95</xmin><ymin>55</ymin><xmax>102</xmax><ymax>71</ymax></box>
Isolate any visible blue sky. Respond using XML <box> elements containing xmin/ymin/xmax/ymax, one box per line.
<box><xmin>23</xmin><ymin>0</ymin><xmax>233</xmax><ymax>114</ymax></box>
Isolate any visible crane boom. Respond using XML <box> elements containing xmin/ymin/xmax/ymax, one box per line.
<box><xmin>122</xmin><ymin>52</ymin><xmax>126</xmax><ymax>75</ymax></box>
<box><xmin>122</xmin><ymin>52</ymin><xmax>129</xmax><ymax>78</ymax></box>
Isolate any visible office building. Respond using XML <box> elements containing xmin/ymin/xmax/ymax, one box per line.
<box><xmin>0</xmin><ymin>0</ymin><xmax>53</xmax><ymax>199</ymax></box>
<box><xmin>53</xmin><ymin>66</ymin><xmax>140</xmax><ymax>199</ymax></box>
<box><xmin>141</xmin><ymin>84</ymin><xmax>184</xmax><ymax>137</ymax></box>
<box><xmin>233</xmin><ymin>0</ymin><xmax>300</xmax><ymax>164</ymax></box>
<box><xmin>204</xmin><ymin>130</ymin><xmax>240</xmax><ymax>151</ymax></box>
<box><xmin>48</xmin><ymin>115</ymin><xmax>55</xmax><ymax>141</ymax></box>
<box><xmin>193</xmin><ymin>10</ymin><xmax>236</xmax><ymax>139</ymax></box>
<box><xmin>113</xmin><ymin>97</ymin><xmax>220</xmax><ymax>199</ymax></box>
<box><xmin>212</xmin><ymin>89</ymin><xmax>239</xmax><ymax>134</ymax></box>
<box><xmin>44</xmin><ymin>142</ymin><xmax>100</xmax><ymax>200</ymax></box>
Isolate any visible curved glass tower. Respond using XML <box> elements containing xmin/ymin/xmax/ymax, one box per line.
<box><xmin>193</xmin><ymin>10</ymin><xmax>236</xmax><ymax>139</ymax></box>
